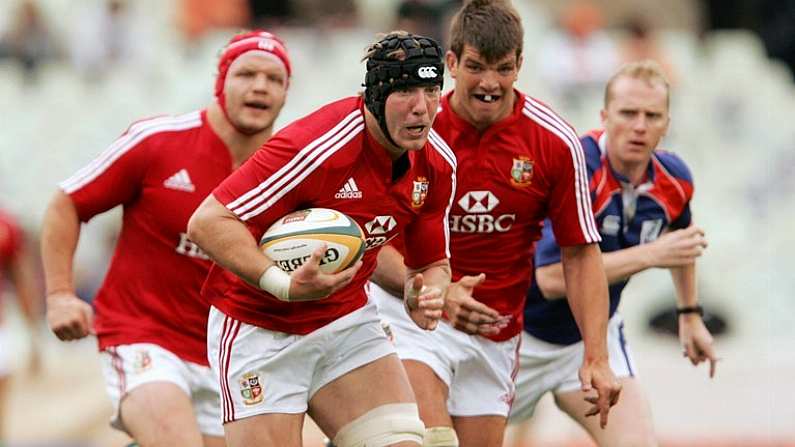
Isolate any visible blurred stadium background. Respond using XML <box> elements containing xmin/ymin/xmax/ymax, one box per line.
<box><xmin>0</xmin><ymin>0</ymin><xmax>793</xmax><ymax>446</ymax></box>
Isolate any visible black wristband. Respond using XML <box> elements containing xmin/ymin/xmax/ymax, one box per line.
<box><xmin>676</xmin><ymin>305</ymin><xmax>704</xmax><ymax>316</ymax></box>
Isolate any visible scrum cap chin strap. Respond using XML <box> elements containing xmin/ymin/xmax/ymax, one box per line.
<box><xmin>364</xmin><ymin>34</ymin><xmax>444</xmax><ymax>148</ymax></box>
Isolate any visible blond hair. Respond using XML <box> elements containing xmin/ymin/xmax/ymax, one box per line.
<box><xmin>604</xmin><ymin>60</ymin><xmax>670</xmax><ymax>107</ymax></box>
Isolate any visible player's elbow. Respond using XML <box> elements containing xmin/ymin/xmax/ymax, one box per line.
<box><xmin>44</xmin><ymin>190</ymin><xmax>77</xmax><ymax>222</ymax></box>
<box><xmin>187</xmin><ymin>199</ymin><xmax>213</xmax><ymax>245</ymax></box>
<box><xmin>536</xmin><ymin>265</ymin><xmax>567</xmax><ymax>300</ymax></box>
<box><xmin>41</xmin><ymin>190</ymin><xmax>80</xmax><ymax>242</ymax></box>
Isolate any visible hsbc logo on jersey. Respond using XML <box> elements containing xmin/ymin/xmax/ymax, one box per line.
<box><xmin>365</xmin><ymin>215</ymin><xmax>397</xmax><ymax>235</ymax></box>
<box><xmin>364</xmin><ymin>215</ymin><xmax>398</xmax><ymax>250</ymax></box>
<box><xmin>417</xmin><ymin>66</ymin><xmax>438</xmax><ymax>79</ymax></box>
<box><xmin>458</xmin><ymin>191</ymin><xmax>499</xmax><ymax>213</ymax></box>
<box><xmin>451</xmin><ymin>190</ymin><xmax>516</xmax><ymax>233</ymax></box>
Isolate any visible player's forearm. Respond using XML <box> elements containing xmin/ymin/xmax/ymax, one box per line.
<box><xmin>372</xmin><ymin>245</ymin><xmax>407</xmax><ymax>297</ymax></box>
<box><xmin>535</xmin><ymin>263</ymin><xmax>567</xmax><ymax>299</ymax></box>
<box><xmin>601</xmin><ymin>244</ymin><xmax>654</xmax><ymax>283</ymax></box>
<box><xmin>538</xmin><ymin>244</ymin><xmax>650</xmax><ymax>300</ymax></box>
<box><xmin>188</xmin><ymin>195</ymin><xmax>272</xmax><ymax>286</ymax></box>
<box><xmin>407</xmin><ymin>258</ymin><xmax>451</xmax><ymax>297</ymax></box>
<box><xmin>670</xmin><ymin>262</ymin><xmax>698</xmax><ymax>307</ymax></box>
<box><xmin>562</xmin><ymin>243</ymin><xmax>609</xmax><ymax>360</ymax></box>
<box><xmin>9</xmin><ymin>247</ymin><xmax>43</xmax><ymax>326</ymax></box>
<box><xmin>41</xmin><ymin>191</ymin><xmax>80</xmax><ymax>295</ymax></box>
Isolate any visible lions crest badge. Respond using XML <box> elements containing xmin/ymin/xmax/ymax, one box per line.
<box><xmin>133</xmin><ymin>350</ymin><xmax>152</xmax><ymax>373</ymax></box>
<box><xmin>239</xmin><ymin>372</ymin><xmax>263</xmax><ymax>406</ymax></box>
<box><xmin>510</xmin><ymin>157</ymin><xmax>534</xmax><ymax>187</ymax></box>
<box><xmin>411</xmin><ymin>177</ymin><xmax>429</xmax><ymax>208</ymax></box>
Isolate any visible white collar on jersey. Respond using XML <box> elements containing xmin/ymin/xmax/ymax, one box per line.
<box><xmin>598</xmin><ymin>131</ymin><xmax>608</xmax><ymax>155</ymax></box>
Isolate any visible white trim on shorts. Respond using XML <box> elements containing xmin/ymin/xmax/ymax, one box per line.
<box><xmin>208</xmin><ymin>300</ymin><xmax>396</xmax><ymax>423</ymax></box>
<box><xmin>509</xmin><ymin>313</ymin><xmax>636</xmax><ymax>422</ymax></box>
<box><xmin>99</xmin><ymin>342</ymin><xmax>223</xmax><ymax>437</ymax></box>
<box><xmin>370</xmin><ymin>282</ymin><xmax>521</xmax><ymax>417</ymax></box>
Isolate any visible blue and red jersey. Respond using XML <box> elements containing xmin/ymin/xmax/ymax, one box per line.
<box><xmin>523</xmin><ymin>129</ymin><xmax>694</xmax><ymax>344</ymax></box>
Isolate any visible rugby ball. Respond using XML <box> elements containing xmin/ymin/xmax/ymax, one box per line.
<box><xmin>259</xmin><ymin>208</ymin><xmax>365</xmax><ymax>274</ymax></box>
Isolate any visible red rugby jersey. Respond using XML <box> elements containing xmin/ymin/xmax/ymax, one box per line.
<box><xmin>206</xmin><ymin>96</ymin><xmax>456</xmax><ymax>334</ymax></box>
<box><xmin>60</xmin><ymin>110</ymin><xmax>232</xmax><ymax>365</ymax></box>
<box><xmin>434</xmin><ymin>90</ymin><xmax>600</xmax><ymax>340</ymax></box>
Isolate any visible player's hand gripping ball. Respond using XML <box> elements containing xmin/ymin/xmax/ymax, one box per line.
<box><xmin>260</xmin><ymin>208</ymin><xmax>365</xmax><ymax>274</ymax></box>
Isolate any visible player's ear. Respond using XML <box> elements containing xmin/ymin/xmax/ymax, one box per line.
<box><xmin>515</xmin><ymin>54</ymin><xmax>523</xmax><ymax>78</ymax></box>
<box><xmin>599</xmin><ymin>108</ymin><xmax>608</xmax><ymax>126</ymax></box>
<box><xmin>445</xmin><ymin>50</ymin><xmax>458</xmax><ymax>77</ymax></box>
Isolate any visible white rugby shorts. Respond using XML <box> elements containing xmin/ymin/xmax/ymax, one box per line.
<box><xmin>509</xmin><ymin>314</ymin><xmax>636</xmax><ymax>422</ymax></box>
<box><xmin>100</xmin><ymin>342</ymin><xmax>223</xmax><ymax>436</ymax></box>
<box><xmin>0</xmin><ymin>326</ymin><xmax>10</xmax><ymax>377</ymax></box>
<box><xmin>207</xmin><ymin>299</ymin><xmax>395</xmax><ymax>423</ymax></box>
<box><xmin>370</xmin><ymin>282</ymin><xmax>521</xmax><ymax>417</ymax></box>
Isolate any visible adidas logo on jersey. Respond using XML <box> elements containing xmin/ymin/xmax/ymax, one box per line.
<box><xmin>163</xmin><ymin>169</ymin><xmax>195</xmax><ymax>192</ymax></box>
<box><xmin>334</xmin><ymin>177</ymin><xmax>362</xmax><ymax>199</ymax></box>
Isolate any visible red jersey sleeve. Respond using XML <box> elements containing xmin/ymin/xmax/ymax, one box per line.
<box><xmin>213</xmin><ymin>129</ymin><xmax>319</xmax><ymax>235</ymax></box>
<box><xmin>58</xmin><ymin>121</ymin><xmax>160</xmax><ymax>223</ymax></box>
<box><xmin>545</xmin><ymin>130</ymin><xmax>601</xmax><ymax>246</ymax></box>
<box><xmin>403</xmin><ymin>134</ymin><xmax>456</xmax><ymax>269</ymax></box>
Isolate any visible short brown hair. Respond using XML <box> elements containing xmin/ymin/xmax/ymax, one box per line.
<box><xmin>604</xmin><ymin>60</ymin><xmax>671</xmax><ymax>108</ymax></box>
<box><xmin>448</xmin><ymin>0</ymin><xmax>523</xmax><ymax>64</ymax></box>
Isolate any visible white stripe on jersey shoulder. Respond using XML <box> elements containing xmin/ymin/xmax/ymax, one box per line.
<box><xmin>60</xmin><ymin>111</ymin><xmax>202</xmax><ymax>194</ymax></box>
<box><xmin>229</xmin><ymin>109</ymin><xmax>365</xmax><ymax>221</ymax></box>
<box><xmin>427</xmin><ymin>130</ymin><xmax>456</xmax><ymax>259</ymax></box>
<box><xmin>428</xmin><ymin>129</ymin><xmax>457</xmax><ymax>170</ymax></box>
<box><xmin>521</xmin><ymin>97</ymin><xmax>601</xmax><ymax>243</ymax></box>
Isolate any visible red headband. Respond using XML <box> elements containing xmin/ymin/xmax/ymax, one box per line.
<box><xmin>214</xmin><ymin>30</ymin><xmax>291</xmax><ymax>110</ymax></box>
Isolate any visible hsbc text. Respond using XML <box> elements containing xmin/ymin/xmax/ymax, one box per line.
<box><xmin>449</xmin><ymin>214</ymin><xmax>516</xmax><ymax>233</ymax></box>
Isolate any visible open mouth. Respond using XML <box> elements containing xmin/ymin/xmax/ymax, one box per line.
<box><xmin>473</xmin><ymin>94</ymin><xmax>500</xmax><ymax>104</ymax></box>
<box><xmin>244</xmin><ymin>100</ymin><xmax>270</xmax><ymax>111</ymax></box>
<box><xmin>405</xmin><ymin>124</ymin><xmax>426</xmax><ymax>136</ymax></box>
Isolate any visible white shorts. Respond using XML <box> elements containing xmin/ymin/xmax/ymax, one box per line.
<box><xmin>207</xmin><ymin>300</ymin><xmax>395</xmax><ymax>423</ymax></box>
<box><xmin>509</xmin><ymin>314</ymin><xmax>636</xmax><ymax>422</ymax></box>
<box><xmin>99</xmin><ymin>342</ymin><xmax>223</xmax><ymax>437</ymax></box>
<box><xmin>370</xmin><ymin>283</ymin><xmax>520</xmax><ymax>417</ymax></box>
<box><xmin>0</xmin><ymin>326</ymin><xmax>10</xmax><ymax>377</ymax></box>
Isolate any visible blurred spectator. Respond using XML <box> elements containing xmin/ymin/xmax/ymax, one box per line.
<box><xmin>699</xmin><ymin>0</ymin><xmax>795</xmax><ymax>81</ymax></box>
<box><xmin>248</xmin><ymin>0</ymin><xmax>360</xmax><ymax>30</ymax></box>
<box><xmin>248</xmin><ymin>0</ymin><xmax>295</xmax><ymax>29</ymax></box>
<box><xmin>699</xmin><ymin>0</ymin><xmax>756</xmax><ymax>31</ymax></box>
<box><xmin>0</xmin><ymin>0</ymin><xmax>58</xmax><ymax>83</ymax></box>
<box><xmin>619</xmin><ymin>15</ymin><xmax>679</xmax><ymax>85</ymax></box>
<box><xmin>69</xmin><ymin>0</ymin><xmax>151</xmax><ymax>81</ymax></box>
<box><xmin>179</xmin><ymin>0</ymin><xmax>249</xmax><ymax>42</ymax></box>
<box><xmin>536</xmin><ymin>0</ymin><xmax>619</xmax><ymax>110</ymax></box>
<box><xmin>291</xmin><ymin>0</ymin><xmax>360</xmax><ymax>29</ymax></box>
<box><xmin>756</xmin><ymin>0</ymin><xmax>795</xmax><ymax>81</ymax></box>
<box><xmin>394</xmin><ymin>0</ymin><xmax>461</xmax><ymax>46</ymax></box>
